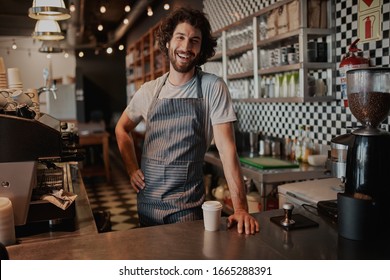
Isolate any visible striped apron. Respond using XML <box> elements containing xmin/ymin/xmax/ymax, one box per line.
<box><xmin>138</xmin><ymin>70</ymin><xmax>206</xmax><ymax>226</ymax></box>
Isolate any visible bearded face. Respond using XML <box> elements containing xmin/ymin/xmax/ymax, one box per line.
<box><xmin>167</xmin><ymin>22</ymin><xmax>202</xmax><ymax>74</ymax></box>
<box><xmin>168</xmin><ymin>46</ymin><xmax>200</xmax><ymax>73</ymax></box>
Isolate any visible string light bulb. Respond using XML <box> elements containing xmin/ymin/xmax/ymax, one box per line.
<box><xmin>123</xmin><ymin>18</ymin><xmax>129</xmax><ymax>25</ymax></box>
<box><xmin>12</xmin><ymin>40</ymin><xmax>17</xmax><ymax>50</ymax></box>
<box><xmin>78</xmin><ymin>51</ymin><xmax>84</xmax><ymax>58</ymax></box>
<box><xmin>69</xmin><ymin>2</ymin><xmax>76</xmax><ymax>12</ymax></box>
<box><xmin>98</xmin><ymin>24</ymin><xmax>104</xmax><ymax>31</ymax></box>
<box><xmin>106</xmin><ymin>47</ymin><xmax>113</xmax><ymax>54</ymax></box>
<box><xmin>164</xmin><ymin>3</ymin><xmax>170</xmax><ymax>10</ymax></box>
<box><xmin>100</xmin><ymin>5</ymin><xmax>106</xmax><ymax>14</ymax></box>
<box><xmin>147</xmin><ymin>6</ymin><xmax>153</xmax><ymax>17</ymax></box>
<box><xmin>118</xmin><ymin>44</ymin><xmax>124</xmax><ymax>51</ymax></box>
<box><xmin>124</xmin><ymin>5</ymin><xmax>131</xmax><ymax>12</ymax></box>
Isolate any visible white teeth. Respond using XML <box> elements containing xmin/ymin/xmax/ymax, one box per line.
<box><xmin>177</xmin><ymin>53</ymin><xmax>190</xmax><ymax>59</ymax></box>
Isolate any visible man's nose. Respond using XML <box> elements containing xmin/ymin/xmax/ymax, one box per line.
<box><xmin>182</xmin><ymin>39</ymin><xmax>192</xmax><ymax>50</ymax></box>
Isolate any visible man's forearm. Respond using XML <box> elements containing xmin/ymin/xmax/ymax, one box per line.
<box><xmin>220</xmin><ymin>151</ymin><xmax>248</xmax><ymax>212</ymax></box>
<box><xmin>116</xmin><ymin>131</ymin><xmax>140</xmax><ymax>177</ymax></box>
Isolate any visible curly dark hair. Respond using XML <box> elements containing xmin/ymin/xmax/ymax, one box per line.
<box><xmin>156</xmin><ymin>7</ymin><xmax>217</xmax><ymax>66</ymax></box>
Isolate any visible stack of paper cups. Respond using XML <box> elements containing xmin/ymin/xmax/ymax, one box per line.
<box><xmin>0</xmin><ymin>57</ymin><xmax>7</xmax><ymax>88</ymax></box>
<box><xmin>7</xmin><ymin>68</ymin><xmax>23</xmax><ymax>90</ymax></box>
<box><xmin>0</xmin><ymin>197</ymin><xmax>16</xmax><ymax>246</ymax></box>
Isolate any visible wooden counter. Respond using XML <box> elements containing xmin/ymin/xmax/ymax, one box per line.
<box><xmin>6</xmin><ymin>207</ymin><xmax>390</xmax><ymax>260</ymax></box>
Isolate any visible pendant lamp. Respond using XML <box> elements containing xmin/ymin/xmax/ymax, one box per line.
<box><xmin>28</xmin><ymin>0</ymin><xmax>71</xmax><ymax>21</ymax></box>
<box><xmin>32</xmin><ymin>19</ymin><xmax>64</xmax><ymax>40</ymax></box>
<box><xmin>39</xmin><ymin>41</ymin><xmax>63</xmax><ymax>53</ymax></box>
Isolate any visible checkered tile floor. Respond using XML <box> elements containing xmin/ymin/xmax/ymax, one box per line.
<box><xmin>83</xmin><ymin>141</ymin><xmax>140</xmax><ymax>231</ymax></box>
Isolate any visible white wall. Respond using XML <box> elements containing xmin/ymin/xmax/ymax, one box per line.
<box><xmin>0</xmin><ymin>36</ymin><xmax>76</xmax><ymax>119</ymax></box>
<box><xmin>0</xmin><ymin>36</ymin><xmax>76</xmax><ymax>89</ymax></box>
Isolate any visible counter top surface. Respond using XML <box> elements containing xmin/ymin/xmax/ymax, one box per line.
<box><xmin>7</xmin><ymin>208</ymin><xmax>388</xmax><ymax>260</ymax></box>
<box><xmin>205</xmin><ymin>151</ymin><xmax>331</xmax><ymax>183</ymax></box>
<box><xmin>5</xmin><ymin>162</ymin><xmax>389</xmax><ymax>260</ymax></box>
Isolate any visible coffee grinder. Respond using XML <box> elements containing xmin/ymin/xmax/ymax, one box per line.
<box><xmin>337</xmin><ymin>67</ymin><xmax>390</xmax><ymax>240</ymax></box>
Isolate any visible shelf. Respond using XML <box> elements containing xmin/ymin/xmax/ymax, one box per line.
<box><xmin>154</xmin><ymin>68</ymin><xmax>165</xmax><ymax>76</ymax></box>
<box><xmin>210</xmin><ymin>52</ymin><xmax>222</xmax><ymax>61</ymax></box>
<box><xmin>258</xmin><ymin>62</ymin><xmax>335</xmax><ymax>75</ymax></box>
<box><xmin>259</xmin><ymin>64</ymin><xmax>300</xmax><ymax>75</ymax></box>
<box><xmin>206</xmin><ymin>0</ymin><xmax>335</xmax><ymax>103</ymax></box>
<box><xmin>127</xmin><ymin>77</ymin><xmax>143</xmax><ymax>84</ymax></box>
<box><xmin>257</xmin><ymin>29</ymin><xmax>300</xmax><ymax>48</ymax></box>
<box><xmin>212</xmin><ymin>0</ymin><xmax>294</xmax><ymax>35</ymax></box>
<box><xmin>226</xmin><ymin>43</ymin><xmax>253</xmax><ymax>57</ymax></box>
<box><xmin>126</xmin><ymin>22</ymin><xmax>168</xmax><ymax>94</ymax></box>
<box><xmin>227</xmin><ymin>71</ymin><xmax>254</xmax><ymax>80</ymax></box>
<box><xmin>257</xmin><ymin>28</ymin><xmax>334</xmax><ymax>49</ymax></box>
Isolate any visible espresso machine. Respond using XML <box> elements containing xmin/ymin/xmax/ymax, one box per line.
<box><xmin>335</xmin><ymin>67</ymin><xmax>390</xmax><ymax>240</ymax></box>
<box><xmin>0</xmin><ymin>113</ymin><xmax>83</xmax><ymax>226</ymax></box>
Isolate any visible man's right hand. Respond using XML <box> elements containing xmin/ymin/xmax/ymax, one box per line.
<box><xmin>130</xmin><ymin>169</ymin><xmax>145</xmax><ymax>192</ymax></box>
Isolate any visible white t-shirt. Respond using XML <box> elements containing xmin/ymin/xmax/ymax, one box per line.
<box><xmin>125</xmin><ymin>70</ymin><xmax>237</xmax><ymax>149</ymax></box>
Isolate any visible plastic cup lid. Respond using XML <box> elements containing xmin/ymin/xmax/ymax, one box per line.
<box><xmin>202</xmin><ymin>200</ymin><xmax>222</xmax><ymax>210</ymax></box>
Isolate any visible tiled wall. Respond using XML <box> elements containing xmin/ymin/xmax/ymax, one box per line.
<box><xmin>204</xmin><ymin>0</ymin><xmax>390</xmax><ymax>145</ymax></box>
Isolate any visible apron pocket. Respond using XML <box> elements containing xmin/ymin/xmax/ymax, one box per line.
<box><xmin>142</xmin><ymin>161</ymin><xmax>188</xmax><ymax>201</ymax></box>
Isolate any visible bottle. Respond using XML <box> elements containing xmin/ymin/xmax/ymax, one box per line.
<box><xmin>259</xmin><ymin>16</ymin><xmax>267</xmax><ymax>40</ymax></box>
<box><xmin>302</xmin><ymin>125</ymin><xmax>314</xmax><ymax>163</ymax></box>
<box><xmin>290</xmin><ymin>137</ymin><xmax>296</xmax><ymax>161</ymax></box>
<box><xmin>274</xmin><ymin>74</ymin><xmax>280</xmax><ymax>98</ymax></box>
<box><xmin>284</xmin><ymin>136</ymin><xmax>291</xmax><ymax>159</ymax></box>
<box><xmin>260</xmin><ymin>77</ymin><xmax>266</xmax><ymax>98</ymax></box>
<box><xmin>295</xmin><ymin>125</ymin><xmax>304</xmax><ymax>162</ymax></box>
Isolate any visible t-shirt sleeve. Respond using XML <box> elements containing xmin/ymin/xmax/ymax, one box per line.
<box><xmin>208</xmin><ymin>76</ymin><xmax>237</xmax><ymax>125</ymax></box>
<box><xmin>124</xmin><ymin>81</ymin><xmax>156</xmax><ymax>123</ymax></box>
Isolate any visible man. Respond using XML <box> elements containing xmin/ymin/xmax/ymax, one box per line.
<box><xmin>115</xmin><ymin>7</ymin><xmax>259</xmax><ymax>234</ymax></box>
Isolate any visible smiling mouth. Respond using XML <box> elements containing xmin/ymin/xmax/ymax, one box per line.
<box><xmin>176</xmin><ymin>52</ymin><xmax>192</xmax><ymax>61</ymax></box>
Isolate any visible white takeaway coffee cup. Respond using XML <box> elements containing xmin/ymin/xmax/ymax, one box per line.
<box><xmin>202</xmin><ymin>201</ymin><xmax>223</xmax><ymax>231</ymax></box>
<box><xmin>0</xmin><ymin>197</ymin><xmax>16</xmax><ymax>246</ymax></box>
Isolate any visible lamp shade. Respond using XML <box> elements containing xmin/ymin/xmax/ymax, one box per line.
<box><xmin>32</xmin><ymin>19</ymin><xmax>64</xmax><ymax>40</ymax></box>
<box><xmin>39</xmin><ymin>41</ymin><xmax>63</xmax><ymax>53</ymax></box>
<box><xmin>29</xmin><ymin>0</ymin><xmax>71</xmax><ymax>20</ymax></box>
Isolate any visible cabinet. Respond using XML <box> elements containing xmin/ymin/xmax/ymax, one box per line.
<box><xmin>204</xmin><ymin>0</ymin><xmax>335</xmax><ymax>103</ymax></box>
<box><xmin>126</xmin><ymin>24</ymin><xmax>168</xmax><ymax>102</ymax></box>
